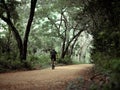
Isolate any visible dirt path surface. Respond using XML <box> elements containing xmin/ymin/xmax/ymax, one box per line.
<box><xmin>0</xmin><ymin>64</ymin><xmax>93</xmax><ymax>90</ymax></box>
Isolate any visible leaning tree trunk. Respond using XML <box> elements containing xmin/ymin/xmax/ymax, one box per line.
<box><xmin>1</xmin><ymin>16</ymin><xmax>23</xmax><ymax>61</ymax></box>
<box><xmin>60</xmin><ymin>30</ymin><xmax>84</xmax><ymax>59</ymax></box>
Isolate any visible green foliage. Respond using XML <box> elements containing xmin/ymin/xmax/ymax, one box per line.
<box><xmin>0</xmin><ymin>58</ymin><xmax>11</xmax><ymax>72</ymax></box>
<box><xmin>0</xmin><ymin>53</ymin><xmax>51</xmax><ymax>73</ymax></box>
<box><xmin>57</xmin><ymin>55</ymin><xmax>72</xmax><ymax>65</ymax></box>
<box><xmin>83</xmin><ymin>0</ymin><xmax>120</xmax><ymax>89</ymax></box>
<box><xmin>27</xmin><ymin>55</ymin><xmax>40</xmax><ymax>65</ymax></box>
<box><xmin>91</xmin><ymin>53</ymin><xmax>120</xmax><ymax>90</ymax></box>
<box><xmin>87</xmin><ymin>0</ymin><xmax>120</xmax><ymax>57</ymax></box>
<box><xmin>107</xmin><ymin>59</ymin><xmax>120</xmax><ymax>90</ymax></box>
<box><xmin>72</xmin><ymin>60</ymin><xmax>82</xmax><ymax>65</ymax></box>
<box><xmin>66</xmin><ymin>54</ymin><xmax>120</xmax><ymax>90</ymax></box>
<box><xmin>38</xmin><ymin>54</ymin><xmax>51</xmax><ymax>68</ymax></box>
<box><xmin>66</xmin><ymin>77</ymin><xmax>85</xmax><ymax>90</ymax></box>
<box><xmin>67</xmin><ymin>76</ymin><xmax>105</xmax><ymax>90</ymax></box>
<box><xmin>10</xmin><ymin>59</ymin><xmax>24</xmax><ymax>69</ymax></box>
<box><xmin>27</xmin><ymin>54</ymin><xmax>51</xmax><ymax>69</ymax></box>
<box><xmin>0</xmin><ymin>0</ymin><xmax>20</xmax><ymax>21</ymax></box>
<box><xmin>0</xmin><ymin>0</ymin><xmax>87</xmax><ymax>72</ymax></box>
<box><xmin>0</xmin><ymin>53</ymin><xmax>23</xmax><ymax>72</ymax></box>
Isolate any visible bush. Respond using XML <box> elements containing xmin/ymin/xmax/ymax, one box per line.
<box><xmin>106</xmin><ymin>58</ymin><xmax>120</xmax><ymax>90</ymax></box>
<box><xmin>0</xmin><ymin>54</ymin><xmax>24</xmax><ymax>72</ymax></box>
<box><xmin>10</xmin><ymin>60</ymin><xmax>24</xmax><ymax>69</ymax></box>
<box><xmin>0</xmin><ymin>59</ymin><xmax>11</xmax><ymax>72</ymax></box>
<box><xmin>38</xmin><ymin>54</ymin><xmax>51</xmax><ymax>68</ymax></box>
<box><xmin>66</xmin><ymin>77</ymin><xmax>85</xmax><ymax>90</ymax></box>
<box><xmin>0</xmin><ymin>53</ymin><xmax>52</xmax><ymax>73</ymax></box>
<box><xmin>57</xmin><ymin>56</ymin><xmax>73</xmax><ymax>65</ymax></box>
<box><xmin>27</xmin><ymin>54</ymin><xmax>51</xmax><ymax>69</ymax></box>
<box><xmin>91</xmin><ymin>52</ymin><xmax>120</xmax><ymax>90</ymax></box>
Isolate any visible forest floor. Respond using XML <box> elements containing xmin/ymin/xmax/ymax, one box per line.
<box><xmin>0</xmin><ymin>64</ymin><xmax>93</xmax><ymax>90</ymax></box>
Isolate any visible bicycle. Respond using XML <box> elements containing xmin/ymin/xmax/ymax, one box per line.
<box><xmin>50</xmin><ymin>49</ymin><xmax>57</xmax><ymax>70</ymax></box>
<box><xmin>51</xmin><ymin>60</ymin><xmax>55</xmax><ymax>70</ymax></box>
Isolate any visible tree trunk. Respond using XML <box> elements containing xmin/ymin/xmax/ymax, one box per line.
<box><xmin>61</xmin><ymin>51</ymin><xmax>66</xmax><ymax>59</ymax></box>
<box><xmin>61</xmin><ymin>37</ymin><xmax>66</xmax><ymax>58</ymax></box>
<box><xmin>1</xmin><ymin>0</ymin><xmax>37</xmax><ymax>61</ymax></box>
<box><xmin>69</xmin><ymin>35</ymin><xmax>79</xmax><ymax>57</ymax></box>
<box><xmin>22</xmin><ymin>0</ymin><xmax>37</xmax><ymax>60</ymax></box>
<box><xmin>60</xmin><ymin>30</ymin><xmax>83</xmax><ymax>59</ymax></box>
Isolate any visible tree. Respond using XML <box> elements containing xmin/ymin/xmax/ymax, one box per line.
<box><xmin>83</xmin><ymin>0</ymin><xmax>120</xmax><ymax>89</ymax></box>
<box><xmin>20</xmin><ymin>0</ymin><xmax>92</xmax><ymax>60</ymax></box>
<box><xmin>39</xmin><ymin>0</ymin><xmax>90</xmax><ymax>59</ymax></box>
<box><xmin>83</xmin><ymin>0</ymin><xmax>120</xmax><ymax>57</ymax></box>
<box><xmin>0</xmin><ymin>0</ymin><xmax>37</xmax><ymax>61</ymax></box>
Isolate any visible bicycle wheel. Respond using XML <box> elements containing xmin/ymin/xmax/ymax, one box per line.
<box><xmin>52</xmin><ymin>64</ymin><xmax>55</xmax><ymax>69</ymax></box>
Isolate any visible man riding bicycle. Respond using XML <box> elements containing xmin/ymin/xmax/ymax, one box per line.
<box><xmin>50</xmin><ymin>49</ymin><xmax>57</xmax><ymax>69</ymax></box>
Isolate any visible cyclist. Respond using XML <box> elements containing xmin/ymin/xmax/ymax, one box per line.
<box><xmin>50</xmin><ymin>49</ymin><xmax>57</xmax><ymax>69</ymax></box>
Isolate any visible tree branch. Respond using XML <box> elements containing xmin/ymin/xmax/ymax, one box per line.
<box><xmin>47</xmin><ymin>16</ymin><xmax>64</xmax><ymax>39</ymax></box>
<box><xmin>1</xmin><ymin>0</ymin><xmax>11</xmax><ymax>19</ymax></box>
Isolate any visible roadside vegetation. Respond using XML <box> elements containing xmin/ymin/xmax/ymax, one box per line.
<box><xmin>0</xmin><ymin>0</ymin><xmax>120</xmax><ymax>89</ymax></box>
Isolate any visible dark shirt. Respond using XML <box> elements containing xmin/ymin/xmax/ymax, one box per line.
<box><xmin>50</xmin><ymin>49</ymin><xmax>57</xmax><ymax>60</ymax></box>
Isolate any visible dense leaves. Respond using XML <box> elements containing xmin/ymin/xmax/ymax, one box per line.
<box><xmin>84</xmin><ymin>0</ymin><xmax>120</xmax><ymax>89</ymax></box>
<box><xmin>85</xmin><ymin>0</ymin><xmax>120</xmax><ymax>56</ymax></box>
<box><xmin>1</xmin><ymin>1</ymin><xmax>119</xmax><ymax>90</ymax></box>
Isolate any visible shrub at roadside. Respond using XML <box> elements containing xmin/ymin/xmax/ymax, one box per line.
<box><xmin>57</xmin><ymin>55</ymin><xmax>73</xmax><ymax>65</ymax></box>
<box><xmin>91</xmin><ymin>53</ymin><xmax>120</xmax><ymax>90</ymax></box>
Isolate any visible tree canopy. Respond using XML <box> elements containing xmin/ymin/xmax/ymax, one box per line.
<box><xmin>0</xmin><ymin>0</ymin><xmax>120</xmax><ymax>89</ymax></box>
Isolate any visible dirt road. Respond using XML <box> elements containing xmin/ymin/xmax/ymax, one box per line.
<box><xmin>0</xmin><ymin>64</ymin><xmax>93</xmax><ymax>90</ymax></box>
